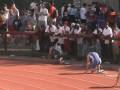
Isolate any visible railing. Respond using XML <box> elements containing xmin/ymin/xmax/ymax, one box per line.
<box><xmin>0</xmin><ymin>31</ymin><xmax>37</xmax><ymax>53</ymax></box>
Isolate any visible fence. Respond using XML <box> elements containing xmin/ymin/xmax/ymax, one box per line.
<box><xmin>0</xmin><ymin>31</ymin><xmax>45</xmax><ymax>57</ymax></box>
<box><xmin>0</xmin><ymin>29</ymin><xmax>120</xmax><ymax>64</ymax></box>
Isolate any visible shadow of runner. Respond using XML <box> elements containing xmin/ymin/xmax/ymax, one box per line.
<box><xmin>90</xmin><ymin>85</ymin><xmax>120</xmax><ymax>89</ymax></box>
<box><xmin>58</xmin><ymin>72</ymin><xmax>88</xmax><ymax>75</ymax></box>
<box><xmin>0</xmin><ymin>57</ymin><xmax>55</xmax><ymax>66</ymax></box>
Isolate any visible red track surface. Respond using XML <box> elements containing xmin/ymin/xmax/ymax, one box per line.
<box><xmin>0</xmin><ymin>59</ymin><xmax>119</xmax><ymax>90</ymax></box>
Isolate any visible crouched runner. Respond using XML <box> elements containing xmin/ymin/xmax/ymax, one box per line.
<box><xmin>86</xmin><ymin>52</ymin><xmax>104</xmax><ymax>73</ymax></box>
<box><xmin>50</xmin><ymin>39</ymin><xmax>64</xmax><ymax>64</ymax></box>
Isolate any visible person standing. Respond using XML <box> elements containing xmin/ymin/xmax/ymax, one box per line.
<box><xmin>38</xmin><ymin>4</ymin><xmax>49</xmax><ymax>29</ymax></box>
<box><xmin>60</xmin><ymin>21</ymin><xmax>70</xmax><ymax>55</ymax></box>
<box><xmin>69</xmin><ymin>5</ymin><xmax>77</xmax><ymax>23</ymax></box>
<box><xmin>45</xmin><ymin>22</ymin><xmax>57</xmax><ymax>58</ymax></box>
<box><xmin>8</xmin><ymin>3</ymin><xmax>20</xmax><ymax>32</ymax></box>
<box><xmin>49</xmin><ymin>1</ymin><xmax>58</xmax><ymax>24</ymax></box>
<box><xmin>80</xmin><ymin>3</ymin><xmax>87</xmax><ymax>23</ymax></box>
<box><xmin>101</xmin><ymin>23</ymin><xmax>113</xmax><ymax>63</ymax></box>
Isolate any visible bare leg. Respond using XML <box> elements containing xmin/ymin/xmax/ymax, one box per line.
<box><xmin>114</xmin><ymin>74</ymin><xmax>119</xmax><ymax>86</ymax></box>
<box><xmin>48</xmin><ymin>47</ymin><xmax>53</xmax><ymax>59</ymax></box>
<box><xmin>59</xmin><ymin>57</ymin><xmax>64</xmax><ymax>64</ymax></box>
<box><xmin>85</xmin><ymin>55</ymin><xmax>91</xmax><ymax>73</ymax></box>
<box><xmin>113</xmin><ymin>68</ymin><xmax>120</xmax><ymax>86</ymax></box>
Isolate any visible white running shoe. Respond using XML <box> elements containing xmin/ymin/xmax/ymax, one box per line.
<box><xmin>97</xmin><ymin>69</ymin><xmax>104</xmax><ymax>74</ymax></box>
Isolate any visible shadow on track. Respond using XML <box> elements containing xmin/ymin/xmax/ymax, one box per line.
<box><xmin>90</xmin><ymin>85</ymin><xmax>120</xmax><ymax>89</ymax></box>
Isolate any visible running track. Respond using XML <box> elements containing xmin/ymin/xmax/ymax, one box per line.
<box><xmin>0</xmin><ymin>58</ymin><xmax>119</xmax><ymax>90</ymax></box>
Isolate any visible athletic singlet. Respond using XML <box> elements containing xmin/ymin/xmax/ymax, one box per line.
<box><xmin>88</xmin><ymin>52</ymin><xmax>102</xmax><ymax>64</ymax></box>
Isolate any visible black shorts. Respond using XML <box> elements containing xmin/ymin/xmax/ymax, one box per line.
<box><xmin>49</xmin><ymin>42</ymin><xmax>54</xmax><ymax>47</ymax></box>
<box><xmin>81</xmin><ymin>19</ymin><xmax>86</xmax><ymax>23</ymax></box>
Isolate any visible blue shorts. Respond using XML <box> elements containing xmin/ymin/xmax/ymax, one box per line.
<box><xmin>90</xmin><ymin>60</ymin><xmax>101</xmax><ymax>69</ymax></box>
<box><xmin>88</xmin><ymin>52</ymin><xmax>102</xmax><ymax>69</ymax></box>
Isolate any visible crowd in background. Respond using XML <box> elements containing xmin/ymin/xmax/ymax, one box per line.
<box><xmin>0</xmin><ymin>1</ymin><xmax>120</xmax><ymax>64</ymax></box>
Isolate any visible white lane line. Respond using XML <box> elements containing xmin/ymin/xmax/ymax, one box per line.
<box><xmin>0</xmin><ymin>72</ymin><xmax>84</xmax><ymax>90</ymax></box>
<box><xmin>90</xmin><ymin>71</ymin><xmax>118</xmax><ymax>80</ymax></box>
<box><xmin>1</xmin><ymin>66</ymin><xmax>117</xmax><ymax>80</ymax></box>
<box><xmin>105</xmin><ymin>74</ymin><xmax>117</xmax><ymax>78</ymax></box>
<box><xmin>0</xmin><ymin>66</ymin><xmax>118</xmax><ymax>90</ymax></box>
<box><xmin>0</xmin><ymin>68</ymin><xmax>116</xmax><ymax>88</ymax></box>
<box><xmin>0</xmin><ymin>74</ymin><xmax>46</xmax><ymax>90</ymax></box>
<box><xmin>0</xmin><ymin>78</ymin><xmax>47</xmax><ymax>90</ymax></box>
<box><xmin>1</xmin><ymin>78</ymin><xmax>46</xmax><ymax>90</ymax></box>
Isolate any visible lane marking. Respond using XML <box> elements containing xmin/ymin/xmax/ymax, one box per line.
<box><xmin>0</xmin><ymin>68</ymin><xmax>117</xmax><ymax>89</ymax></box>
<box><xmin>0</xmin><ymin>72</ymin><xmax>85</xmax><ymax>90</ymax></box>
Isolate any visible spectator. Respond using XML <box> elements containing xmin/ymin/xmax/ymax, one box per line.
<box><xmin>71</xmin><ymin>23</ymin><xmax>82</xmax><ymax>58</ymax></box>
<box><xmin>45</xmin><ymin>22</ymin><xmax>57</xmax><ymax>57</ymax></box>
<box><xmin>8</xmin><ymin>3</ymin><xmax>20</xmax><ymax>31</ymax></box>
<box><xmin>38</xmin><ymin>4</ymin><xmax>49</xmax><ymax>29</ymax></box>
<box><xmin>112</xmin><ymin>25</ymin><xmax>120</xmax><ymax>63</ymax></box>
<box><xmin>86</xmin><ymin>4</ymin><xmax>96</xmax><ymax>31</ymax></box>
<box><xmin>62</xmin><ymin>11</ymin><xmax>69</xmax><ymax>23</ymax></box>
<box><xmin>117</xmin><ymin>13</ymin><xmax>120</xmax><ymax>29</ymax></box>
<box><xmin>49</xmin><ymin>1</ymin><xmax>58</xmax><ymax>24</ymax></box>
<box><xmin>101</xmin><ymin>23</ymin><xmax>113</xmax><ymax>63</ymax></box>
<box><xmin>61</xmin><ymin>4</ymin><xmax>65</xmax><ymax>18</ymax></box>
<box><xmin>69</xmin><ymin>5</ymin><xmax>77</xmax><ymax>23</ymax></box>
<box><xmin>80</xmin><ymin>3</ymin><xmax>87</xmax><ymax>23</ymax></box>
<box><xmin>10</xmin><ymin>3</ymin><xmax>20</xmax><ymax>18</ymax></box>
<box><xmin>59</xmin><ymin>21</ymin><xmax>70</xmax><ymax>55</ymax></box>
<box><xmin>25</xmin><ymin>12</ymin><xmax>36</xmax><ymax>31</ymax></box>
<box><xmin>2</xmin><ymin>4</ymin><xmax>9</xmax><ymax>23</ymax></box>
<box><xmin>107</xmin><ymin>9</ymin><xmax>117</xmax><ymax>28</ymax></box>
<box><xmin>0</xmin><ymin>4</ymin><xmax>9</xmax><ymax>33</ymax></box>
<box><xmin>67</xmin><ymin>3</ymin><xmax>72</xmax><ymax>17</ymax></box>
